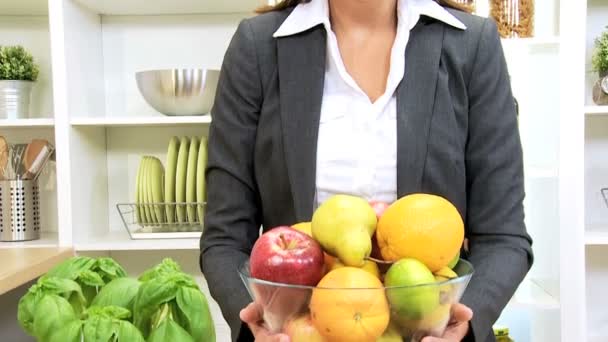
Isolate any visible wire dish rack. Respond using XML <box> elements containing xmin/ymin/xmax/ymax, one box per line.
<box><xmin>117</xmin><ymin>202</ymin><xmax>206</xmax><ymax>240</ymax></box>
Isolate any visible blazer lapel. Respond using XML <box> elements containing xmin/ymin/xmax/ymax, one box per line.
<box><xmin>277</xmin><ymin>26</ymin><xmax>326</xmax><ymax>222</ymax></box>
<box><xmin>396</xmin><ymin>19</ymin><xmax>445</xmax><ymax>197</ymax></box>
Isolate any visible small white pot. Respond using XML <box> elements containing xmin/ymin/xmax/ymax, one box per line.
<box><xmin>0</xmin><ymin>80</ymin><xmax>34</xmax><ymax>119</ymax></box>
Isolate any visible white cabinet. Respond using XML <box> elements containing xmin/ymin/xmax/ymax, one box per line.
<box><xmin>0</xmin><ymin>0</ymin><xmax>592</xmax><ymax>341</ymax></box>
<box><xmin>584</xmin><ymin>0</ymin><xmax>608</xmax><ymax>340</ymax></box>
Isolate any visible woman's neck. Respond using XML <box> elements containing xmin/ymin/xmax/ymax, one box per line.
<box><xmin>329</xmin><ymin>0</ymin><xmax>398</xmax><ymax>32</ymax></box>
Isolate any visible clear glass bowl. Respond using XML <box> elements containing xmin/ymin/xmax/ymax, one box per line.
<box><xmin>238</xmin><ymin>259</ymin><xmax>474</xmax><ymax>342</ymax></box>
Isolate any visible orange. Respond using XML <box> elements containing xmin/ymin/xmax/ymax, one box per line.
<box><xmin>376</xmin><ymin>194</ymin><xmax>464</xmax><ymax>272</ymax></box>
<box><xmin>310</xmin><ymin>267</ymin><xmax>389</xmax><ymax>342</ymax></box>
<box><xmin>324</xmin><ymin>254</ymin><xmax>380</xmax><ymax>279</ymax></box>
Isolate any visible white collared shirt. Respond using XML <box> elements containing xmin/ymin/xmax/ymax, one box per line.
<box><xmin>274</xmin><ymin>0</ymin><xmax>466</xmax><ymax>208</ymax></box>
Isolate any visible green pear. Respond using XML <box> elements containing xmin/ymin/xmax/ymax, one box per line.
<box><xmin>312</xmin><ymin>195</ymin><xmax>376</xmax><ymax>267</ymax></box>
<box><xmin>376</xmin><ymin>323</ymin><xmax>403</xmax><ymax>342</ymax></box>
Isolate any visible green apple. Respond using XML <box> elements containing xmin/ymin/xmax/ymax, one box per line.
<box><xmin>384</xmin><ymin>258</ymin><xmax>440</xmax><ymax>320</ymax></box>
<box><xmin>447</xmin><ymin>251</ymin><xmax>460</xmax><ymax>269</ymax></box>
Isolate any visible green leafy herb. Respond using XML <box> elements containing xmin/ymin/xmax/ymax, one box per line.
<box><xmin>138</xmin><ymin>258</ymin><xmax>181</xmax><ymax>282</ymax></box>
<box><xmin>147</xmin><ymin>319</ymin><xmax>195</xmax><ymax>342</ymax></box>
<box><xmin>593</xmin><ymin>27</ymin><xmax>608</xmax><ymax>74</ymax></box>
<box><xmin>43</xmin><ymin>256</ymin><xmax>127</xmax><ymax>303</ymax></box>
<box><xmin>17</xmin><ymin>277</ymin><xmax>86</xmax><ymax>336</ymax></box>
<box><xmin>47</xmin><ymin>320</ymin><xmax>83</xmax><ymax>342</ymax></box>
<box><xmin>91</xmin><ymin>277</ymin><xmax>140</xmax><ymax>312</ymax></box>
<box><xmin>0</xmin><ymin>45</ymin><xmax>39</xmax><ymax>81</ymax></box>
<box><xmin>32</xmin><ymin>295</ymin><xmax>77</xmax><ymax>341</ymax></box>
<box><xmin>80</xmin><ymin>306</ymin><xmax>145</xmax><ymax>342</ymax></box>
<box><xmin>176</xmin><ymin>287</ymin><xmax>216</xmax><ymax>342</ymax></box>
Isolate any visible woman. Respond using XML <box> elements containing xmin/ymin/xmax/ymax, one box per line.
<box><xmin>200</xmin><ymin>0</ymin><xmax>533</xmax><ymax>341</ymax></box>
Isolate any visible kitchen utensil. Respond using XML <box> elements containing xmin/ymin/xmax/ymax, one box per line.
<box><xmin>10</xmin><ymin>144</ymin><xmax>27</xmax><ymax>180</ymax></box>
<box><xmin>22</xmin><ymin>139</ymin><xmax>54</xmax><ymax>180</ymax></box>
<box><xmin>0</xmin><ymin>137</ymin><xmax>8</xmax><ymax>179</ymax></box>
<box><xmin>186</xmin><ymin>136</ymin><xmax>199</xmax><ymax>224</ymax></box>
<box><xmin>165</xmin><ymin>137</ymin><xmax>180</xmax><ymax>224</ymax></box>
<box><xmin>175</xmin><ymin>137</ymin><xmax>190</xmax><ymax>223</ymax></box>
<box><xmin>0</xmin><ymin>179</ymin><xmax>41</xmax><ymax>242</ymax></box>
<box><xmin>135</xmin><ymin>68</ymin><xmax>220</xmax><ymax>116</ymax></box>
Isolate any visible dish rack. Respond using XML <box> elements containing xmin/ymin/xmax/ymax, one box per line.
<box><xmin>117</xmin><ymin>202</ymin><xmax>206</xmax><ymax>240</ymax></box>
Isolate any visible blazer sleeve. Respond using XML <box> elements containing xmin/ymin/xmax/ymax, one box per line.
<box><xmin>200</xmin><ymin>18</ymin><xmax>262</xmax><ymax>342</ymax></box>
<box><xmin>461</xmin><ymin>18</ymin><xmax>534</xmax><ymax>342</ymax></box>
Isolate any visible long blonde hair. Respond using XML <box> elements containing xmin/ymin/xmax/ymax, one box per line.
<box><xmin>256</xmin><ymin>0</ymin><xmax>474</xmax><ymax>14</ymax></box>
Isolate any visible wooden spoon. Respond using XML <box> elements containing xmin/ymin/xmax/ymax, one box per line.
<box><xmin>0</xmin><ymin>137</ymin><xmax>7</xmax><ymax>180</ymax></box>
<box><xmin>23</xmin><ymin>139</ymin><xmax>52</xmax><ymax>180</ymax></box>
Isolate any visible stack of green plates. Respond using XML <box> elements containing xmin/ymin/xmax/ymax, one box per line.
<box><xmin>135</xmin><ymin>136</ymin><xmax>208</xmax><ymax>227</ymax></box>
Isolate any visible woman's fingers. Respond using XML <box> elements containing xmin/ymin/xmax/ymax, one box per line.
<box><xmin>240</xmin><ymin>302</ymin><xmax>291</xmax><ymax>342</ymax></box>
<box><xmin>239</xmin><ymin>302</ymin><xmax>263</xmax><ymax>325</ymax></box>
<box><xmin>448</xmin><ymin>303</ymin><xmax>473</xmax><ymax>325</ymax></box>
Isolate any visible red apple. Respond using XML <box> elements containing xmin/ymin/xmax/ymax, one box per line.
<box><xmin>369</xmin><ymin>201</ymin><xmax>390</xmax><ymax>260</ymax></box>
<box><xmin>250</xmin><ymin>226</ymin><xmax>325</xmax><ymax>286</ymax></box>
<box><xmin>283</xmin><ymin>315</ymin><xmax>326</xmax><ymax>342</ymax></box>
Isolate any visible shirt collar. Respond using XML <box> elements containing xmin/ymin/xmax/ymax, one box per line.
<box><xmin>273</xmin><ymin>0</ymin><xmax>466</xmax><ymax>38</ymax></box>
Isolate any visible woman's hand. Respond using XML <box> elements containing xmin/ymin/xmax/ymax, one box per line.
<box><xmin>240</xmin><ymin>302</ymin><xmax>291</xmax><ymax>342</ymax></box>
<box><xmin>421</xmin><ymin>304</ymin><xmax>473</xmax><ymax>342</ymax></box>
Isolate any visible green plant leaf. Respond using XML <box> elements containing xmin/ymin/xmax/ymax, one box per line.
<box><xmin>0</xmin><ymin>46</ymin><xmax>39</xmax><ymax>81</ymax></box>
<box><xmin>44</xmin><ymin>257</ymin><xmax>96</xmax><ymax>280</ymax></box>
<box><xmin>147</xmin><ymin>320</ymin><xmax>194</xmax><ymax>342</ymax></box>
<box><xmin>95</xmin><ymin>258</ymin><xmax>127</xmax><ymax>282</ymax></box>
<box><xmin>593</xmin><ymin>26</ymin><xmax>608</xmax><ymax>73</ymax></box>
<box><xmin>83</xmin><ymin>315</ymin><xmax>114</xmax><ymax>342</ymax></box>
<box><xmin>18</xmin><ymin>277</ymin><xmax>86</xmax><ymax>335</ymax></box>
<box><xmin>138</xmin><ymin>258</ymin><xmax>181</xmax><ymax>282</ymax></box>
<box><xmin>91</xmin><ymin>277</ymin><xmax>140</xmax><ymax>312</ymax></box>
<box><xmin>86</xmin><ymin>305</ymin><xmax>131</xmax><ymax>321</ymax></box>
<box><xmin>32</xmin><ymin>295</ymin><xmax>76</xmax><ymax>341</ymax></box>
<box><xmin>116</xmin><ymin>321</ymin><xmax>145</xmax><ymax>342</ymax></box>
<box><xmin>47</xmin><ymin>320</ymin><xmax>83</xmax><ymax>342</ymax></box>
<box><xmin>176</xmin><ymin>287</ymin><xmax>216</xmax><ymax>342</ymax></box>
<box><xmin>133</xmin><ymin>276</ymin><xmax>179</xmax><ymax>337</ymax></box>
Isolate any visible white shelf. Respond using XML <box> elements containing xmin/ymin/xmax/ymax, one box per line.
<box><xmin>0</xmin><ymin>232</ymin><xmax>58</xmax><ymax>249</ymax></box>
<box><xmin>70</xmin><ymin>116</ymin><xmax>212</xmax><ymax>127</ymax></box>
<box><xmin>72</xmin><ymin>0</ymin><xmax>265</xmax><ymax>15</ymax></box>
<box><xmin>586</xmin><ymin>228</ymin><xmax>608</xmax><ymax>245</ymax></box>
<box><xmin>74</xmin><ymin>231</ymin><xmax>200</xmax><ymax>251</ymax></box>
<box><xmin>0</xmin><ymin>118</ymin><xmax>54</xmax><ymax>128</ymax></box>
<box><xmin>508</xmin><ymin>278</ymin><xmax>560</xmax><ymax>310</ymax></box>
<box><xmin>585</xmin><ymin>105</ymin><xmax>608</xmax><ymax>115</ymax></box>
<box><xmin>0</xmin><ymin>0</ymin><xmax>48</xmax><ymax>16</ymax></box>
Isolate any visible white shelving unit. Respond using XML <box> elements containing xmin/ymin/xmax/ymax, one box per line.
<box><xmin>585</xmin><ymin>105</ymin><xmax>608</xmax><ymax>115</ymax></box>
<box><xmin>0</xmin><ymin>118</ymin><xmax>54</xmax><ymax>127</ymax></box>
<box><xmin>585</xmin><ymin>2</ymin><xmax>608</xmax><ymax>340</ymax></box>
<box><xmin>70</xmin><ymin>115</ymin><xmax>211</xmax><ymax>127</ymax></box>
<box><xmin>0</xmin><ymin>0</ymin><xmax>591</xmax><ymax>340</ymax></box>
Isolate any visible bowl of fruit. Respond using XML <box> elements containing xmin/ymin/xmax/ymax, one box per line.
<box><xmin>238</xmin><ymin>194</ymin><xmax>474</xmax><ymax>342</ymax></box>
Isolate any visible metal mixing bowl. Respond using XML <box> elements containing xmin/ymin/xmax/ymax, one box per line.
<box><xmin>135</xmin><ymin>69</ymin><xmax>220</xmax><ymax>116</ymax></box>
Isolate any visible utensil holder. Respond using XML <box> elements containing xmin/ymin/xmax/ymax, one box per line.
<box><xmin>0</xmin><ymin>180</ymin><xmax>41</xmax><ymax>242</ymax></box>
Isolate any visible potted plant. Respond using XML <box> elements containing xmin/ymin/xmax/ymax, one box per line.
<box><xmin>592</xmin><ymin>27</ymin><xmax>608</xmax><ymax>78</ymax></box>
<box><xmin>0</xmin><ymin>45</ymin><xmax>39</xmax><ymax>119</ymax></box>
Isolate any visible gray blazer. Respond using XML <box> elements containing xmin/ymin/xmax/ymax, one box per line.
<box><xmin>200</xmin><ymin>6</ymin><xmax>533</xmax><ymax>342</ymax></box>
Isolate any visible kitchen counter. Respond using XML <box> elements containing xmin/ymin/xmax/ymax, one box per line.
<box><xmin>0</xmin><ymin>248</ymin><xmax>74</xmax><ymax>296</ymax></box>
